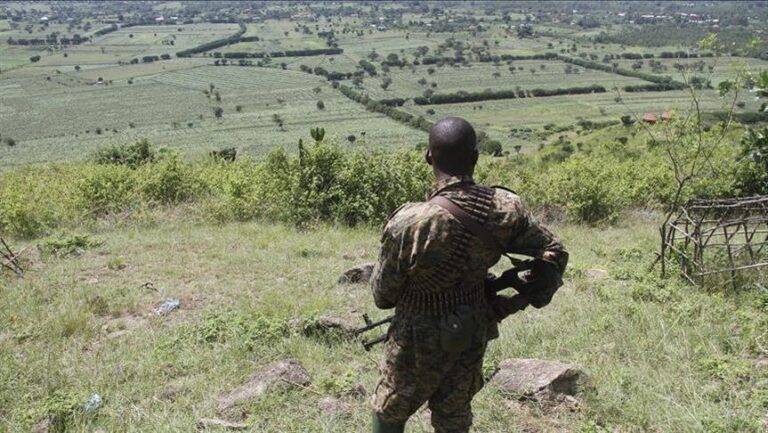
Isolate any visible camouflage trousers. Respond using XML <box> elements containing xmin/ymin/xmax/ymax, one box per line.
<box><xmin>372</xmin><ymin>314</ymin><xmax>489</xmax><ymax>433</ymax></box>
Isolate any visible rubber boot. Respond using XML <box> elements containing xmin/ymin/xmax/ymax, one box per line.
<box><xmin>372</xmin><ymin>412</ymin><xmax>405</xmax><ymax>433</ymax></box>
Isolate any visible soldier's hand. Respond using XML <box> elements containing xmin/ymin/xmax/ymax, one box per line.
<box><xmin>513</xmin><ymin>260</ymin><xmax>563</xmax><ymax>308</ymax></box>
<box><xmin>488</xmin><ymin>294</ymin><xmax>529</xmax><ymax>322</ymax></box>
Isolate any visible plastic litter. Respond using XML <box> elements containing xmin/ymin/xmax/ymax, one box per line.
<box><xmin>84</xmin><ymin>394</ymin><xmax>102</xmax><ymax>412</ymax></box>
<box><xmin>153</xmin><ymin>298</ymin><xmax>181</xmax><ymax>315</ymax></box>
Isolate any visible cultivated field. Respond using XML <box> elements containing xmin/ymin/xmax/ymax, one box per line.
<box><xmin>0</xmin><ymin>65</ymin><xmax>421</xmax><ymax>168</ymax></box>
<box><xmin>2</xmin><ymin>3</ymin><xmax>762</xmax><ymax>168</ymax></box>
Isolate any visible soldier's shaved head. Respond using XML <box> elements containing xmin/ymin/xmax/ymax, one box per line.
<box><xmin>427</xmin><ymin>117</ymin><xmax>478</xmax><ymax>176</ymax></box>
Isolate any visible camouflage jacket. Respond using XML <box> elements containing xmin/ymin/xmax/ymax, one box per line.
<box><xmin>371</xmin><ymin>175</ymin><xmax>568</xmax><ymax>315</ymax></box>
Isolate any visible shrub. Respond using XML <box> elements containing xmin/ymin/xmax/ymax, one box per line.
<box><xmin>93</xmin><ymin>138</ymin><xmax>155</xmax><ymax>168</ymax></box>
<box><xmin>138</xmin><ymin>153</ymin><xmax>202</xmax><ymax>205</ymax></box>
<box><xmin>77</xmin><ymin>164</ymin><xmax>137</xmax><ymax>214</ymax></box>
<box><xmin>0</xmin><ymin>167</ymin><xmax>76</xmax><ymax>238</ymax></box>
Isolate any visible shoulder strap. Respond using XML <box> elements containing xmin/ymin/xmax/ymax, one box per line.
<box><xmin>429</xmin><ymin>195</ymin><xmax>503</xmax><ymax>253</ymax></box>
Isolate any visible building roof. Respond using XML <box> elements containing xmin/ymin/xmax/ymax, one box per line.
<box><xmin>642</xmin><ymin>113</ymin><xmax>658</xmax><ymax>122</ymax></box>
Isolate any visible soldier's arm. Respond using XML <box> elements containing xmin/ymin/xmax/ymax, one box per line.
<box><xmin>370</xmin><ymin>228</ymin><xmax>408</xmax><ymax>310</ymax></box>
<box><xmin>506</xmin><ymin>210</ymin><xmax>568</xmax><ymax>275</ymax></box>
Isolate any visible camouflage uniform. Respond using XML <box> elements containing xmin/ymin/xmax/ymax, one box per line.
<box><xmin>371</xmin><ymin>175</ymin><xmax>567</xmax><ymax>433</ymax></box>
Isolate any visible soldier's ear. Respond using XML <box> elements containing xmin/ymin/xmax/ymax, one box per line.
<box><xmin>425</xmin><ymin>149</ymin><xmax>433</xmax><ymax>165</ymax></box>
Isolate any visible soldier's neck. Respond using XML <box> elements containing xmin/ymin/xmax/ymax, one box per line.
<box><xmin>433</xmin><ymin>168</ymin><xmax>474</xmax><ymax>182</ymax></box>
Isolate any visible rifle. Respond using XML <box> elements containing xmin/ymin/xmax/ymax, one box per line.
<box><xmin>355</xmin><ymin>259</ymin><xmax>534</xmax><ymax>351</ymax></box>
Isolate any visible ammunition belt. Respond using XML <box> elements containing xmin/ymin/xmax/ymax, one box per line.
<box><xmin>396</xmin><ymin>281</ymin><xmax>486</xmax><ymax>316</ymax></box>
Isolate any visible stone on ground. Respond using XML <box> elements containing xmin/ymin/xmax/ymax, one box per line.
<box><xmin>303</xmin><ymin>315</ymin><xmax>358</xmax><ymax>339</ymax></box>
<box><xmin>216</xmin><ymin>359</ymin><xmax>311</xmax><ymax>418</ymax></box>
<box><xmin>490</xmin><ymin>358</ymin><xmax>585</xmax><ymax>403</ymax></box>
<box><xmin>318</xmin><ymin>397</ymin><xmax>353</xmax><ymax>417</ymax></box>
<box><xmin>338</xmin><ymin>263</ymin><xmax>374</xmax><ymax>284</ymax></box>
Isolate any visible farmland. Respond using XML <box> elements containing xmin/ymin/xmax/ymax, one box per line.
<box><xmin>1</xmin><ymin>2</ymin><xmax>767</xmax><ymax>168</ymax></box>
<box><xmin>0</xmin><ymin>65</ymin><xmax>418</xmax><ymax>167</ymax></box>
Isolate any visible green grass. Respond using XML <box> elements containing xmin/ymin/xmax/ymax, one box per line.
<box><xmin>0</xmin><ymin>214</ymin><xmax>765</xmax><ymax>432</ymax></box>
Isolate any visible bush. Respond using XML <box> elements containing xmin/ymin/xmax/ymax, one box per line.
<box><xmin>0</xmin><ymin>167</ymin><xmax>76</xmax><ymax>238</ymax></box>
<box><xmin>735</xmin><ymin>127</ymin><xmax>768</xmax><ymax>195</ymax></box>
<box><xmin>77</xmin><ymin>164</ymin><xmax>137</xmax><ymax>215</ymax></box>
<box><xmin>93</xmin><ymin>138</ymin><xmax>155</xmax><ymax>168</ymax></box>
<box><xmin>138</xmin><ymin>153</ymin><xmax>203</xmax><ymax>205</ymax></box>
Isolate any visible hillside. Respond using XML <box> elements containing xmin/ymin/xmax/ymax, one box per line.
<box><xmin>1</xmin><ymin>215</ymin><xmax>766</xmax><ymax>432</ymax></box>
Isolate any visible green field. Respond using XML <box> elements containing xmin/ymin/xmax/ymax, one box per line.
<box><xmin>0</xmin><ymin>1</ymin><xmax>765</xmax><ymax>169</ymax></box>
<box><xmin>401</xmin><ymin>89</ymin><xmax>762</xmax><ymax>150</ymax></box>
<box><xmin>357</xmin><ymin>60</ymin><xmax>650</xmax><ymax>100</ymax></box>
<box><xmin>0</xmin><ymin>65</ymin><xmax>422</xmax><ymax>168</ymax></box>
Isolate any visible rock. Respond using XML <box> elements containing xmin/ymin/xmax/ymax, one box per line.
<box><xmin>585</xmin><ymin>269</ymin><xmax>609</xmax><ymax>279</ymax></box>
<box><xmin>318</xmin><ymin>397</ymin><xmax>353</xmax><ymax>417</ymax></box>
<box><xmin>216</xmin><ymin>359</ymin><xmax>311</xmax><ymax>417</ymax></box>
<box><xmin>196</xmin><ymin>418</ymin><xmax>248</xmax><ymax>431</ymax></box>
<box><xmin>153</xmin><ymin>298</ymin><xmax>181</xmax><ymax>315</ymax></box>
<box><xmin>338</xmin><ymin>263</ymin><xmax>374</xmax><ymax>284</ymax></box>
<box><xmin>303</xmin><ymin>315</ymin><xmax>358</xmax><ymax>339</ymax></box>
<box><xmin>490</xmin><ymin>358</ymin><xmax>585</xmax><ymax>402</ymax></box>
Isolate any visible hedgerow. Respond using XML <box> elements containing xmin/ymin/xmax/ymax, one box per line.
<box><xmin>0</xmin><ymin>125</ymin><xmax>748</xmax><ymax>238</ymax></box>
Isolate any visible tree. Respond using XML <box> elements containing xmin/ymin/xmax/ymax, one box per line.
<box><xmin>213</xmin><ymin>107</ymin><xmax>223</xmax><ymax>118</ymax></box>
<box><xmin>381</xmin><ymin>76</ymin><xmax>392</xmax><ymax>90</ymax></box>
<box><xmin>74</xmin><ymin>65</ymin><xmax>81</xmax><ymax>71</ymax></box>
<box><xmin>347</xmin><ymin>134</ymin><xmax>356</xmax><ymax>144</ymax></box>
<box><xmin>316</xmin><ymin>100</ymin><xmax>325</xmax><ymax>110</ymax></box>
<box><xmin>517</xmin><ymin>23</ymin><xmax>533</xmax><ymax>38</ymax></box>
<box><xmin>29</xmin><ymin>55</ymin><xmax>40</xmax><ymax>63</ymax></box>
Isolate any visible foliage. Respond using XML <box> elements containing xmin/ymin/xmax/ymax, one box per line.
<box><xmin>92</xmin><ymin>138</ymin><xmax>155</xmax><ymax>168</ymax></box>
<box><xmin>170</xmin><ymin>308</ymin><xmax>288</xmax><ymax>351</ymax></box>
<box><xmin>736</xmin><ymin>130</ymin><xmax>768</xmax><ymax>196</ymax></box>
<box><xmin>138</xmin><ymin>153</ymin><xmax>203</xmax><ymax>205</ymax></box>
<box><xmin>40</xmin><ymin>233</ymin><xmax>103</xmax><ymax>257</ymax></box>
<box><xmin>414</xmin><ymin>84</ymin><xmax>607</xmax><ymax>105</ymax></box>
<box><xmin>176</xmin><ymin>22</ymin><xmax>246</xmax><ymax>57</ymax></box>
<box><xmin>77</xmin><ymin>164</ymin><xmax>137</xmax><ymax>214</ymax></box>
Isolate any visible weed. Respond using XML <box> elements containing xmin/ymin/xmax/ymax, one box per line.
<box><xmin>40</xmin><ymin>234</ymin><xmax>104</xmax><ymax>258</ymax></box>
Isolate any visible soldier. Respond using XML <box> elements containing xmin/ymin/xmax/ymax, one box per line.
<box><xmin>370</xmin><ymin>117</ymin><xmax>568</xmax><ymax>433</ymax></box>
